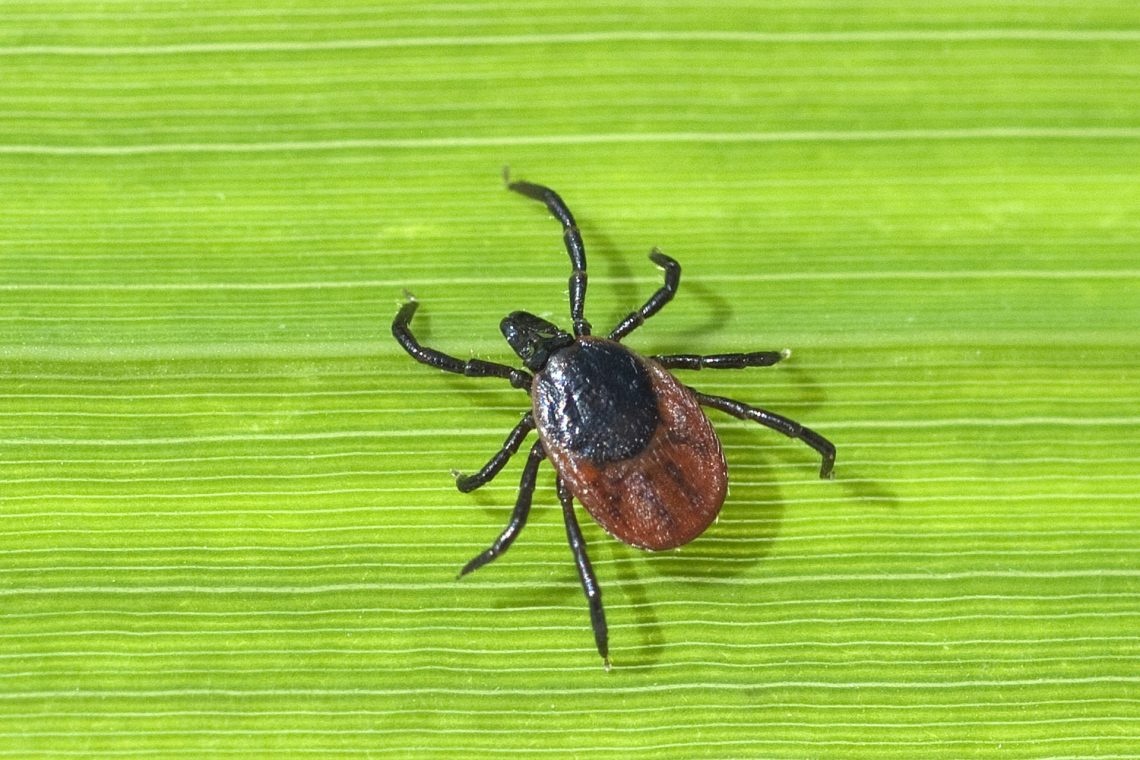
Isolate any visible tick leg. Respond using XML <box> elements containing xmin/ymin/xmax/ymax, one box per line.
<box><xmin>506</xmin><ymin>176</ymin><xmax>591</xmax><ymax>337</ymax></box>
<box><xmin>453</xmin><ymin>414</ymin><xmax>536</xmax><ymax>493</ymax></box>
<box><xmin>458</xmin><ymin>442</ymin><xmax>546</xmax><ymax>578</ymax></box>
<box><xmin>608</xmin><ymin>250</ymin><xmax>681</xmax><ymax>342</ymax></box>
<box><xmin>693</xmin><ymin>389</ymin><xmax>836</xmax><ymax>479</ymax></box>
<box><xmin>392</xmin><ymin>297</ymin><xmax>532</xmax><ymax>390</ymax></box>
<box><xmin>652</xmin><ymin>350</ymin><xmax>788</xmax><ymax>370</ymax></box>
<box><xmin>556</xmin><ymin>477</ymin><xmax>610</xmax><ymax>670</ymax></box>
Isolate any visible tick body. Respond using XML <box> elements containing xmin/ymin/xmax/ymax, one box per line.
<box><xmin>392</xmin><ymin>177</ymin><xmax>836</xmax><ymax>668</ymax></box>
<box><xmin>532</xmin><ymin>337</ymin><xmax>727</xmax><ymax>551</ymax></box>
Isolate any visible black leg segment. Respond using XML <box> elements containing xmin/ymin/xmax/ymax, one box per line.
<box><xmin>557</xmin><ymin>477</ymin><xmax>610</xmax><ymax>670</ymax></box>
<box><xmin>653</xmin><ymin>350</ymin><xmax>788</xmax><ymax>371</ymax></box>
<box><xmin>392</xmin><ymin>297</ymin><xmax>532</xmax><ymax>390</ymax></box>
<box><xmin>458</xmin><ymin>442</ymin><xmax>546</xmax><ymax>578</ymax></box>
<box><xmin>694</xmin><ymin>389</ymin><xmax>836</xmax><ymax>479</ymax></box>
<box><xmin>608</xmin><ymin>250</ymin><xmax>682</xmax><ymax>342</ymax></box>
<box><xmin>507</xmin><ymin>178</ymin><xmax>591</xmax><ymax>337</ymax></box>
<box><xmin>454</xmin><ymin>414</ymin><xmax>536</xmax><ymax>493</ymax></box>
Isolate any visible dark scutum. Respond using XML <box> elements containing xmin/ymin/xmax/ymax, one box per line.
<box><xmin>534</xmin><ymin>340</ymin><xmax>659</xmax><ymax>463</ymax></box>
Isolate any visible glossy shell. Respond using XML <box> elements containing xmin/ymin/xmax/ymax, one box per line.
<box><xmin>532</xmin><ymin>337</ymin><xmax>728</xmax><ymax>550</ymax></box>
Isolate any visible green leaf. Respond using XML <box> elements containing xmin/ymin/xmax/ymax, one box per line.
<box><xmin>1</xmin><ymin>2</ymin><xmax>1137</xmax><ymax>757</ymax></box>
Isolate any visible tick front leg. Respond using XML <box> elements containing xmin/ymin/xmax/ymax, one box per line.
<box><xmin>506</xmin><ymin>176</ymin><xmax>591</xmax><ymax>337</ymax></box>
<box><xmin>556</xmin><ymin>477</ymin><xmax>610</xmax><ymax>670</ymax></box>
<box><xmin>608</xmin><ymin>250</ymin><xmax>681</xmax><ymax>342</ymax></box>
<box><xmin>458</xmin><ymin>442</ymin><xmax>546</xmax><ymax>578</ymax></box>
<box><xmin>392</xmin><ymin>297</ymin><xmax>532</xmax><ymax>390</ymax></box>
<box><xmin>652</xmin><ymin>350</ymin><xmax>788</xmax><ymax>370</ymax></box>
<box><xmin>694</xmin><ymin>389</ymin><xmax>836</xmax><ymax>479</ymax></box>
<box><xmin>453</xmin><ymin>415</ymin><xmax>536</xmax><ymax>493</ymax></box>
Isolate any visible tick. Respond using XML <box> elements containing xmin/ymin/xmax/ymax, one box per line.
<box><xmin>392</xmin><ymin>178</ymin><xmax>835</xmax><ymax>668</ymax></box>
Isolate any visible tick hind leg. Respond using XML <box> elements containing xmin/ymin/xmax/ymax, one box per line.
<box><xmin>608</xmin><ymin>249</ymin><xmax>681</xmax><ymax>341</ymax></box>
<box><xmin>694</xmin><ymin>389</ymin><xmax>836</xmax><ymax>479</ymax></box>
<box><xmin>556</xmin><ymin>477</ymin><xmax>610</xmax><ymax>669</ymax></box>
<box><xmin>453</xmin><ymin>415</ymin><xmax>536</xmax><ymax>493</ymax></box>
<box><xmin>506</xmin><ymin>177</ymin><xmax>591</xmax><ymax>337</ymax></box>
<box><xmin>392</xmin><ymin>297</ymin><xmax>532</xmax><ymax>390</ymax></box>
<box><xmin>458</xmin><ymin>442</ymin><xmax>546</xmax><ymax>578</ymax></box>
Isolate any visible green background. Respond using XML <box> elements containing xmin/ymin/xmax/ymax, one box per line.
<box><xmin>1</xmin><ymin>2</ymin><xmax>1137</xmax><ymax>757</ymax></box>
